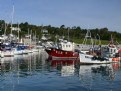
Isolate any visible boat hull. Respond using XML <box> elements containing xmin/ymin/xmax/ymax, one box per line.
<box><xmin>1</xmin><ymin>51</ymin><xmax>14</xmax><ymax>57</ymax></box>
<box><xmin>79</xmin><ymin>53</ymin><xmax>120</xmax><ymax>64</ymax></box>
<box><xmin>45</xmin><ymin>48</ymin><xmax>79</xmax><ymax>60</ymax></box>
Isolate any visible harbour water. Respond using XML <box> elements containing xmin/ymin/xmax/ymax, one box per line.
<box><xmin>0</xmin><ymin>51</ymin><xmax>121</xmax><ymax>91</ymax></box>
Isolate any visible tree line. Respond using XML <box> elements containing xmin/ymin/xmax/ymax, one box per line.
<box><xmin>0</xmin><ymin>20</ymin><xmax>121</xmax><ymax>44</ymax></box>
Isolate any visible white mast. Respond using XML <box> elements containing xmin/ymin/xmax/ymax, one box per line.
<box><xmin>28</xmin><ymin>28</ymin><xmax>29</xmax><ymax>36</ymax></box>
<box><xmin>10</xmin><ymin>4</ymin><xmax>14</xmax><ymax>43</ymax></box>
<box><xmin>68</xmin><ymin>28</ymin><xmax>69</xmax><ymax>41</ymax></box>
<box><xmin>4</xmin><ymin>22</ymin><xmax>7</xmax><ymax>36</ymax></box>
<box><xmin>4</xmin><ymin>22</ymin><xmax>8</xmax><ymax>43</ymax></box>
<box><xmin>17</xmin><ymin>23</ymin><xmax>20</xmax><ymax>43</ymax></box>
<box><xmin>30</xmin><ymin>29</ymin><xmax>32</xmax><ymax>46</ymax></box>
<box><xmin>35</xmin><ymin>31</ymin><xmax>37</xmax><ymax>48</ymax></box>
<box><xmin>11</xmin><ymin>4</ymin><xmax>14</xmax><ymax>35</ymax></box>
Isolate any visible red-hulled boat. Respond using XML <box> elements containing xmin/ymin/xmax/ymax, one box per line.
<box><xmin>50</xmin><ymin>60</ymin><xmax>79</xmax><ymax>67</ymax></box>
<box><xmin>45</xmin><ymin>40</ymin><xmax>79</xmax><ymax>60</ymax></box>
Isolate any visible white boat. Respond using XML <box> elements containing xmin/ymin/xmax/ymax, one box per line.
<box><xmin>32</xmin><ymin>47</ymin><xmax>39</xmax><ymax>52</ymax></box>
<box><xmin>0</xmin><ymin>43</ymin><xmax>14</xmax><ymax>57</ymax></box>
<box><xmin>79</xmin><ymin>53</ymin><xmax>116</xmax><ymax>64</ymax></box>
<box><xmin>13</xmin><ymin>47</ymin><xmax>23</xmax><ymax>55</ymax></box>
<box><xmin>14</xmin><ymin>50</ymin><xmax>23</xmax><ymax>55</ymax></box>
<box><xmin>36</xmin><ymin>45</ymin><xmax>44</xmax><ymax>52</ymax></box>
<box><xmin>22</xmin><ymin>49</ymin><xmax>29</xmax><ymax>54</ymax></box>
<box><xmin>0</xmin><ymin>51</ymin><xmax>4</xmax><ymax>58</ymax></box>
<box><xmin>1</xmin><ymin>50</ymin><xmax>14</xmax><ymax>57</ymax></box>
<box><xmin>79</xmin><ymin>36</ymin><xmax>121</xmax><ymax>64</ymax></box>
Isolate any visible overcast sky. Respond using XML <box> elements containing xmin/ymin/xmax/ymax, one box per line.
<box><xmin>0</xmin><ymin>0</ymin><xmax>121</xmax><ymax>32</ymax></box>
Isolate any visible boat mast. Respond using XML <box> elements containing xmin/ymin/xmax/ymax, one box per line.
<box><xmin>97</xmin><ymin>34</ymin><xmax>101</xmax><ymax>45</ymax></box>
<box><xmin>17</xmin><ymin>23</ymin><xmax>20</xmax><ymax>43</ymax></box>
<box><xmin>35</xmin><ymin>30</ymin><xmax>36</xmax><ymax>47</ymax></box>
<box><xmin>30</xmin><ymin>29</ymin><xmax>32</xmax><ymax>47</ymax></box>
<box><xmin>83</xmin><ymin>30</ymin><xmax>93</xmax><ymax>46</ymax></box>
<box><xmin>68</xmin><ymin>28</ymin><xmax>69</xmax><ymax>41</ymax></box>
<box><xmin>94</xmin><ymin>34</ymin><xmax>101</xmax><ymax>45</ymax></box>
<box><xmin>4</xmin><ymin>22</ymin><xmax>8</xmax><ymax>43</ymax></box>
<box><xmin>10</xmin><ymin>4</ymin><xmax>14</xmax><ymax>42</ymax></box>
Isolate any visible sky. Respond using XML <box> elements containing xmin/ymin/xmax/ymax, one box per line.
<box><xmin>0</xmin><ymin>0</ymin><xmax>121</xmax><ymax>32</ymax></box>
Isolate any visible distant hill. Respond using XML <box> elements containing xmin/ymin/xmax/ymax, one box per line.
<box><xmin>0</xmin><ymin>20</ymin><xmax>121</xmax><ymax>44</ymax></box>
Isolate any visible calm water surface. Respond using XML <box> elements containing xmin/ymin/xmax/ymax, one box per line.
<box><xmin>0</xmin><ymin>51</ymin><xmax>121</xmax><ymax>91</ymax></box>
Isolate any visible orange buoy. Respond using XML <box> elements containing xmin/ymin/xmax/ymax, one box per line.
<box><xmin>112</xmin><ymin>58</ymin><xmax>116</xmax><ymax>61</ymax></box>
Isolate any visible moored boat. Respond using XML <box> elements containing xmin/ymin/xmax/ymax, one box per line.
<box><xmin>45</xmin><ymin>40</ymin><xmax>79</xmax><ymax>60</ymax></box>
<box><xmin>0</xmin><ymin>43</ymin><xmax>14</xmax><ymax>57</ymax></box>
<box><xmin>79</xmin><ymin>37</ymin><xmax>121</xmax><ymax>64</ymax></box>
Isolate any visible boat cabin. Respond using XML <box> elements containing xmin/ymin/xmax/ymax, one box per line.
<box><xmin>101</xmin><ymin>44</ymin><xmax>118</xmax><ymax>58</ymax></box>
<box><xmin>58</xmin><ymin>40</ymin><xmax>75</xmax><ymax>51</ymax></box>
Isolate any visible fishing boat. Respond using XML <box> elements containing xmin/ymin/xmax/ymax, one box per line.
<box><xmin>45</xmin><ymin>39</ymin><xmax>79</xmax><ymax>60</ymax></box>
<box><xmin>79</xmin><ymin>36</ymin><xmax>121</xmax><ymax>64</ymax></box>
<box><xmin>45</xmin><ymin>28</ymin><xmax>79</xmax><ymax>60</ymax></box>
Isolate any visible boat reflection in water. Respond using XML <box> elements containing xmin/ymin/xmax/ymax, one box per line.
<box><xmin>50</xmin><ymin>59</ymin><xmax>80</xmax><ymax>77</ymax></box>
<box><xmin>0</xmin><ymin>51</ymin><xmax>47</xmax><ymax>90</ymax></box>
<box><xmin>1</xmin><ymin>53</ymin><xmax>33</xmax><ymax>71</ymax></box>
<box><xmin>79</xmin><ymin>63</ymin><xmax>121</xmax><ymax>90</ymax></box>
<box><xmin>0</xmin><ymin>51</ymin><xmax>121</xmax><ymax>91</ymax></box>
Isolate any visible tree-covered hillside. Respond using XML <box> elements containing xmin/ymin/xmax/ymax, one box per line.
<box><xmin>0</xmin><ymin>20</ymin><xmax>121</xmax><ymax>44</ymax></box>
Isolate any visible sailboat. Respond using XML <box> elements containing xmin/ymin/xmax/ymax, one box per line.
<box><xmin>32</xmin><ymin>31</ymin><xmax>39</xmax><ymax>52</ymax></box>
<box><xmin>13</xmin><ymin>23</ymin><xmax>23</xmax><ymax>55</ymax></box>
<box><xmin>1</xmin><ymin>5</ymin><xmax>15</xmax><ymax>57</ymax></box>
<box><xmin>0</xmin><ymin>22</ymin><xmax>14</xmax><ymax>57</ymax></box>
